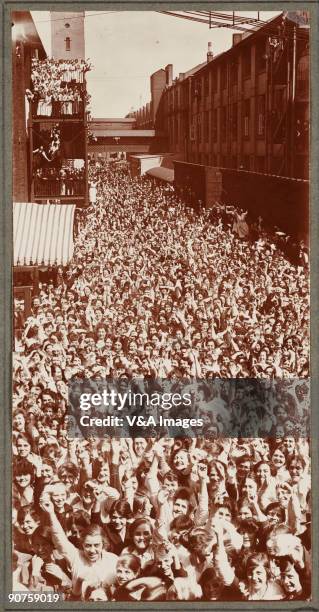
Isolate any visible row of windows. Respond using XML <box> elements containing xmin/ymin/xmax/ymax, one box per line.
<box><xmin>167</xmin><ymin>51</ymin><xmax>307</xmax><ymax>114</ymax></box>
<box><xmin>188</xmin><ymin>152</ymin><xmax>266</xmax><ymax>172</ymax></box>
<box><xmin>177</xmin><ymin>96</ymin><xmax>265</xmax><ymax>143</ymax></box>
<box><xmin>167</xmin><ymin>40</ymin><xmax>267</xmax><ymax>111</ymax></box>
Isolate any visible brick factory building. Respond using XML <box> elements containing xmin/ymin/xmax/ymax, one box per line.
<box><xmin>131</xmin><ymin>11</ymin><xmax>309</xmax><ymax>180</ymax></box>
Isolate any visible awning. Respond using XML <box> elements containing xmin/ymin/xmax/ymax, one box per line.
<box><xmin>14</xmin><ymin>203</ymin><xmax>75</xmax><ymax>266</ymax></box>
<box><xmin>146</xmin><ymin>167</ymin><xmax>174</xmax><ymax>183</ymax></box>
<box><xmin>91</xmin><ymin>130</ymin><xmax>155</xmax><ymax>137</ymax></box>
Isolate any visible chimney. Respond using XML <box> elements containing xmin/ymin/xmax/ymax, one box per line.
<box><xmin>165</xmin><ymin>64</ymin><xmax>173</xmax><ymax>87</ymax></box>
<box><xmin>232</xmin><ymin>33</ymin><xmax>243</xmax><ymax>46</ymax></box>
<box><xmin>179</xmin><ymin>72</ymin><xmax>185</xmax><ymax>81</ymax></box>
<box><xmin>207</xmin><ymin>42</ymin><xmax>213</xmax><ymax>62</ymax></box>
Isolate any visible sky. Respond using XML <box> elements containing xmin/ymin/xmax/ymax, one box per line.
<box><xmin>31</xmin><ymin>10</ymin><xmax>281</xmax><ymax>118</ymax></box>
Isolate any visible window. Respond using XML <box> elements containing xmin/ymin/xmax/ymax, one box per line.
<box><xmin>230</xmin><ymin>60</ymin><xmax>238</xmax><ymax>85</ymax></box>
<box><xmin>174</xmin><ymin>89</ymin><xmax>179</xmax><ymax>109</ymax></box>
<box><xmin>190</xmin><ymin>119</ymin><xmax>196</xmax><ymax>141</ymax></box>
<box><xmin>204</xmin><ymin>74</ymin><xmax>209</xmax><ymax>97</ymax></box>
<box><xmin>257</xmin><ymin>95</ymin><xmax>265</xmax><ymax>137</ymax></box>
<box><xmin>243</xmin><ymin>99</ymin><xmax>251</xmax><ymax>137</ymax></box>
<box><xmin>221</xmin><ymin>107</ymin><xmax>227</xmax><ymax>142</ymax></box>
<box><xmin>242</xmin><ymin>47</ymin><xmax>251</xmax><ymax>79</ymax></box>
<box><xmin>232</xmin><ymin>103</ymin><xmax>238</xmax><ymax>139</ymax></box>
<box><xmin>197</xmin><ymin>114</ymin><xmax>202</xmax><ymax>142</ymax></box>
<box><xmin>221</xmin><ymin>64</ymin><xmax>227</xmax><ymax>90</ymax></box>
<box><xmin>256</xmin><ymin>39</ymin><xmax>266</xmax><ymax>73</ymax></box>
<box><xmin>174</xmin><ymin>118</ymin><xmax>179</xmax><ymax>144</ymax></box>
<box><xmin>297</xmin><ymin>54</ymin><xmax>309</xmax><ymax>98</ymax></box>
<box><xmin>65</xmin><ymin>37</ymin><xmax>71</xmax><ymax>52</ymax></box>
<box><xmin>212</xmin><ymin>109</ymin><xmax>218</xmax><ymax>142</ymax></box>
<box><xmin>204</xmin><ymin>111</ymin><xmax>209</xmax><ymax>142</ymax></box>
<box><xmin>212</xmin><ymin>71</ymin><xmax>218</xmax><ymax>93</ymax></box>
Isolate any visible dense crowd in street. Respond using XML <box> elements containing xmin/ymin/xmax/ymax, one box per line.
<box><xmin>12</xmin><ymin>163</ymin><xmax>310</xmax><ymax>600</ymax></box>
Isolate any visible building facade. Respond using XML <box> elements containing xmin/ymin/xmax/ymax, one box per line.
<box><xmin>12</xmin><ymin>11</ymin><xmax>47</xmax><ymax>202</ymax></box>
<box><xmin>29</xmin><ymin>12</ymin><xmax>89</xmax><ymax>207</ymax></box>
<box><xmin>132</xmin><ymin>12</ymin><xmax>309</xmax><ymax>179</ymax></box>
<box><xmin>51</xmin><ymin>11</ymin><xmax>85</xmax><ymax>59</ymax></box>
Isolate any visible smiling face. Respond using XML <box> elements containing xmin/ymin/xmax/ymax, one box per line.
<box><xmin>173</xmin><ymin>498</ymin><xmax>189</xmax><ymax>518</ymax></box>
<box><xmin>242</xmin><ymin>478</ymin><xmax>257</xmax><ymax>498</ymax></box>
<box><xmin>83</xmin><ymin>534</ymin><xmax>103</xmax><ymax>563</ymax></box>
<box><xmin>16</xmin><ymin>438</ymin><xmax>31</xmax><ymax>457</ymax></box>
<box><xmin>97</xmin><ymin>464</ymin><xmax>110</xmax><ymax>484</ymax></box>
<box><xmin>163</xmin><ymin>477</ymin><xmax>178</xmax><ymax>498</ymax></box>
<box><xmin>271</xmin><ymin>449</ymin><xmax>286</xmax><ymax>469</ymax></box>
<box><xmin>256</xmin><ymin>463</ymin><xmax>271</xmax><ymax>484</ymax></box>
<box><xmin>15</xmin><ymin>471</ymin><xmax>32</xmax><ymax>488</ymax></box>
<box><xmin>111</xmin><ymin>512</ymin><xmax>126</xmax><ymax>532</ymax></box>
<box><xmin>133</xmin><ymin>438</ymin><xmax>147</xmax><ymax>457</ymax></box>
<box><xmin>277</xmin><ymin>485</ymin><xmax>291</xmax><ymax>508</ymax></box>
<box><xmin>238</xmin><ymin>505</ymin><xmax>253</xmax><ymax>521</ymax></box>
<box><xmin>214</xmin><ymin>506</ymin><xmax>232</xmax><ymax>521</ymax></box>
<box><xmin>116</xmin><ymin>562</ymin><xmax>138</xmax><ymax>585</ymax></box>
<box><xmin>133</xmin><ymin>523</ymin><xmax>152</xmax><ymax>551</ymax></box>
<box><xmin>20</xmin><ymin>513</ymin><xmax>39</xmax><ymax>535</ymax></box>
<box><xmin>51</xmin><ymin>484</ymin><xmax>67</xmax><ymax>511</ymax></box>
<box><xmin>266</xmin><ymin>507</ymin><xmax>283</xmax><ymax>526</ymax></box>
<box><xmin>247</xmin><ymin>563</ymin><xmax>267</xmax><ymax>591</ymax></box>
<box><xmin>41</xmin><ymin>463</ymin><xmax>55</xmax><ymax>483</ymax></box>
<box><xmin>281</xmin><ymin>563</ymin><xmax>302</xmax><ymax>595</ymax></box>
<box><xmin>289</xmin><ymin>460</ymin><xmax>304</xmax><ymax>483</ymax></box>
<box><xmin>282</xmin><ymin>438</ymin><xmax>295</xmax><ymax>454</ymax></box>
<box><xmin>13</xmin><ymin>414</ymin><xmax>25</xmax><ymax>432</ymax></box>
<box><xmin>173</xmin><ymin>450</ymin><xmax>189</xmax><ymax>471</ymax></box>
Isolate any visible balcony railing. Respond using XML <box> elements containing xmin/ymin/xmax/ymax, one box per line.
<box><xmin>33</xmin><ymin>178</ymin><xmax>85</xmax><ymax>197</ymax></box>
<box><xmin>31</xmin><ymin>101</ymin><xmax>85</xmax><ymax>120</ymax></box>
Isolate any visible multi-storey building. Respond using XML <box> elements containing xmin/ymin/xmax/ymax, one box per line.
<box><xmin>12</xmin><ymin>11</ymin><xmax>47</xmax><ymax>202</ymax></box>
<box><xmin>12</xmin><ymin>12</ymin><xmax>88</xmax><ymax>315</ymax></box>
<box><xmin>132</xmin><ymin>12</ymin><xmax>309</xmax><ymax>179</ymax></box>
<box><xmin>28</xmin><ymin>12</ymin><xmax>90</xmax><ymax>207</ymax></box>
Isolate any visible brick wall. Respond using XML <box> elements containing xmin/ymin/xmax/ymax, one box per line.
<box><xmin>12</xmin><ymin>42</ymin><xmax>29</xmax><ymax>202</ymax></box>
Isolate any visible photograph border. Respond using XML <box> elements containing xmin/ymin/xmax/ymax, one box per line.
<box><xmin>1</xmin><ymin>1</ymin><xmax>318</xmax><ymax>610</ymax></box>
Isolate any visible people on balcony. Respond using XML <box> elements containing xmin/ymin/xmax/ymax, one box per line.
<box><xmin>26</xmin><ymin>58</ymin><xmax>91</xmax><ymax>118</ymax></box>
<box><xmin>33</xmin><ymin>166</ymin><xmax>85</xmax><ymax>197</ymax></box>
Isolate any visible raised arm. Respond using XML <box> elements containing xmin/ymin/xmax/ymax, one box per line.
<box><xmin>39</xmin><ymin>494</ymin><xmax>78</xmax><ymax>565</ymax></box>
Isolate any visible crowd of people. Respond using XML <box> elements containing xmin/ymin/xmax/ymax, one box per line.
<box><xmin>26</xmin><ymin>58</ymin><xmax>91</xmax><ymax>117</ymax></box>
<box><xmin>12</xmin><ymin>163</ymin><xmax>310</xmax><ymax>600</ymax></box>
<box><xmin>34</xmin><ymin>166</ymin><xmax>85</xmax><ymax>197</ymax></box>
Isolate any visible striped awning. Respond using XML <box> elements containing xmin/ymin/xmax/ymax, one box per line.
<box><xmin>14</xmin><ymin>203</ymin><xmax>75</xmax><ymax>267</ymax></box>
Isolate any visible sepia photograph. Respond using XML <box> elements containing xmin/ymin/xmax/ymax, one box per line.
<box><xmin>10</xmin><ymin>7</ymin><xmax>311</xmax><ymax>604</ymax></box>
